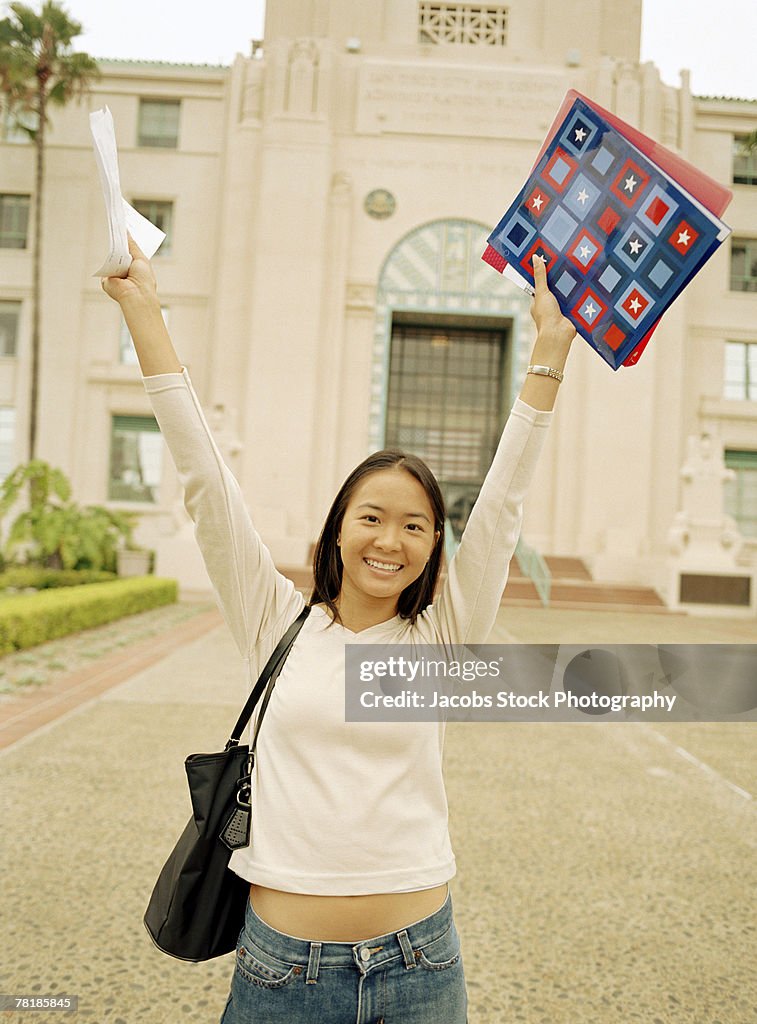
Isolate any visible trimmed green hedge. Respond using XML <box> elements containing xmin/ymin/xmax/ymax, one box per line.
<box><xmin>0</xmin><ymin>577</ymin><xmax>178</xmax><ymax>654</ymax></box>
<box><xmin>0</xmin><ymin>567</ymin><xmax>117</xmax><ymax>591</ymax></box>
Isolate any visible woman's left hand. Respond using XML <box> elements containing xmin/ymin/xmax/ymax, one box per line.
<box><xmin>529</xmin><ymin>254</ymin><xmax>576</xmax><ymax>371</ymax></box>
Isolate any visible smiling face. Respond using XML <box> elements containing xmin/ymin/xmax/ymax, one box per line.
<box><xmin>336</xmin><ymin>467</ymin><xmax>440</xmax><ymax>621</ymax></box>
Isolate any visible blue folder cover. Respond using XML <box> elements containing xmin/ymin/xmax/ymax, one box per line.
<box><xmin>485</xmin><ymin>95</ymin><xmax>731</xmax><ymax>370</ymax></box>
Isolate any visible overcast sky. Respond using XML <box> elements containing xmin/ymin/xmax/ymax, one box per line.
<box><xmin>6</xmin><ymin>0</ymin><xmax>756</xmax><ymax>101</ymax></box>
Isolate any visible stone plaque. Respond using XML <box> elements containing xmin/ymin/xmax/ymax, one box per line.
<box><xmin>357</xmin><ymin>62</ymin><xmax>568</xmax><ymax>141</ymax></box>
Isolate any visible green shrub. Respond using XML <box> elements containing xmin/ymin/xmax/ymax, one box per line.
<box><xmin>0</xmin><ymin>567</ymin><xmax>117</xmax><ymax>590</ymax></box>
<box><xmin>0</xmin><ymin>577</ymin><xmax>178</xmax><ymax>654</ymax></box>
<box><xmin>0</xmin><ymin>460</ymin><xmax>136</xmax><ymax>571</ymax></box>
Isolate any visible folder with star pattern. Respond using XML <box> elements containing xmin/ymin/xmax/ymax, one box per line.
<box><xmin>483</xmin><ymin>92</ymin><xmax>732</xmax><ymax>370</ymax></box>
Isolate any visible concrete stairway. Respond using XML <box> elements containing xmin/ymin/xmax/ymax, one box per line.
<box><xmin>504</xmin><ymin>555</ymin><xmax>668</xmax><ymax>611</ymax></box>
<box><xmin>278</xmin><ymin>554</ymin><xmax>669</xmax><ymax>612</ymax></box>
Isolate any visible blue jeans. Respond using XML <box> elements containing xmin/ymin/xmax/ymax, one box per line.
<box><xmin>219</xmin><ymin>888</ymin><xmax>468</xmax><ymax>1024</ymax></box>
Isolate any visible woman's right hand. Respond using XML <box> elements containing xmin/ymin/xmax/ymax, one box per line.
<box><xmin>100</xmin><ymin>235</ymin><xmax>159</xmax><ymax>310</ymax></box>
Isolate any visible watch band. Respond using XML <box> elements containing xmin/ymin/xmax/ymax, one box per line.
<box><xmin>527</xmin><ymin>363</ymin><xmax>564</xmax><ymax>383</ymax></box>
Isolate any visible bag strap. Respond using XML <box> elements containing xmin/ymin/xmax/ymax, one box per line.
<box><xmin>225</xmin><ymin>604</ymin><xmax>311</xmax><ymax>749</ymax></box>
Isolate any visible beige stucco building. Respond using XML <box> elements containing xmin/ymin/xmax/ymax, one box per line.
<box><xmin>1</xmin><ymin>0</ymin><xmax>756</xmax><ymax>613</ymax></box>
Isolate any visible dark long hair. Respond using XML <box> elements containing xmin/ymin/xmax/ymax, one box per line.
<box><xmin>310</xmin><ymin>449</ymin><xmax>446</xmax><ymax>625</ymax></box>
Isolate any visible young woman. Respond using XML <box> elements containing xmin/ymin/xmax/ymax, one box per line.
<box><xmin>102</xmin><ymin>238</ymin><xmax>574</xmax><ymax>1024</ymax></box>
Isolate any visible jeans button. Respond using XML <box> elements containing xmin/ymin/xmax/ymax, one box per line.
<box><xmin>360</xmin><ymin>947</ymin><xmax>371</xmax><ymax>962</ymax></box>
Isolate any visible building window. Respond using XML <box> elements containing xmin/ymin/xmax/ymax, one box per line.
<box><xmin>131</xmin><ymin>199</ymin><xmax>173</xmax><ymax>255</ymax></box>
<box><xmin>0</xmin><ymin>301</ymin><xmax>21</xmax><ymax>356</ymax></box>
<box><xmin>724</xmin><ymin>341</ymin><xmax>757</xmax><ymax>400</ymax></box>
<box><xmin>385</xmin><ymin>317</ymin><xmax>509</xmax><ymax>539</ymax></box>
<box><xmin>137</xmin><ymin>99</ymin><xmax>180</xmax><ymax>148</ymax></box>
<box><xmin>418</xmin><ymin>2</ymin><xmax>508</xmax><ymax>45</ymax></box>
<box><xmin>108</xmin><ymin>415</ymin><xmax>163</xmax><ymax>503</ymax></box>
<box><xmin>120</xmin><ymin>306</ymin><xmax>169</xmax><ymax>364</ymax></box>
<box><xmin>0</xmin><ymin>194</ymin><xmax>31</xmax><ymax>249</ymax></box>
<box><xmin>730</xmin><ymin>238</ymin><xmax>757</xmax><ymax>292</ymax></box>
<box><xmin>733</xmin><ymin>135</ymin><xmax>757</xmax><ymax>186</ymax></box>
<box><xmin>724</xmin><ymin>450</ymin><xmax>757</xmax><ymax>538</ymax></box>
<box><xmin>1</xmin><ymin>104</ymin><xmax>37</xmax><ymax>144</ymax></box>
<box><xmin>0</xmin><ymin>407</ymin><xmax>16</xmax><ymax>482</ymax></box>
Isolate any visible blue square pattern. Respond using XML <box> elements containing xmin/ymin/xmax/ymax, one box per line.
<box><xmin>647</xmin><ymin>258</ymin><xmax>674</xmax><ymax>290</ymax></box>
<box><xmin>542</xmin><ymin>206</ymin><xmax>579</xmax><ymax>250</ymax></box>
<box><xmin>561</xmin><ymin>111</ymin><xmax>599</xmax><ymax>157</ymax></box>
<box><xmin>598</xmin><ymin>264</ymin><xmax>622</xmax><ymax>293</ymax></box>
<box><xmin>563</xmin><ymin>173</ymin><xmax>602</xmax><ymax>221</ymax></box>
<box><xmin>591</xmin><ymin>145</ymin><xmax>615</xmax><ymax>176</ymax></box>
<box><xmin>484</xmin><ymin>95</ymin><xmax>729</xmax><ymax>371</ymax></box>
<box><xmin>496</xmin><ymin>213</ymin><xmax>536</xmax><ymax>256</ymax></box>
<box><xmin>555</xmin><ymin>270</ymin><xmax>578</xmax><ymax>297</ymax></box>
<box><xmin>614</xmin><ymin>222</ymin><xmax>654</xmax><ymax>271</ymax></box>
<box><xmin>550</xmin><ymin>157</ymin><xmax>573</xmax><ymax>186</ymax></box>
<box><xmin>571</xmin><ymin>234</ymin><xmax>599</xmax><ymax>268</ymax></box>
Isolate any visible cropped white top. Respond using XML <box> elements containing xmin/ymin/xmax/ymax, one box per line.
<box><xmin>143</xmin><ymin>368</ymin><xmax>552</xmax><ymax>894</ymax></box>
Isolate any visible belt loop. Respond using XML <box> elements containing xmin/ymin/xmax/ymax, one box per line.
<box><xmin>396</xmin><ymin>929</ymin><xmax>416</xmax><ymax>969</ymax></box>
<box><xmin>306</xmin><ymin>942</ymin><xmax>322</xmax><ymax>984</ymax></box>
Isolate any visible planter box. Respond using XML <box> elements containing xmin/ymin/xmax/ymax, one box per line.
<box><xmin>117</xmin><ymin>549</ymin><xmax>152</xmax><ymax>577</ymax></box>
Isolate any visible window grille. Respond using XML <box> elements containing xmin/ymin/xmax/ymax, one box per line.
<box><xmin>131</xmin><ymin>199</ymin><xmax>173</xmax><ymax>256</ymax></box>
<box><xmin>0</xmin><ymin>407</ymin><xmax>15</xmax><ymax>482</ymax></box>
<box><xmin>724</xmin><ymin>449</ymin><xmax>757</xmax><ymax>538</ymax></box>
<box><xmin>0</xmin><ymin>301</ymin><xmax>21</xmax><ymax>357</ymax></box>
<box><xmin>730</xmin><ymin>238</ymin><xmax>757</xmax><ymax>293</ymax></box>
<box><xmin>385</xmin><ymin>320</ymin><xmax>508</xmax><ymax>538</ymax></box>
<box><xmin>418</xmin><ymin>3</ymin><xmax>508</xmax><ymax>45</ymax></box>
<box><xmin>733</xmin><ymin>135</ymin><xmax>757</xmax><ymax>186</ymax></box>
<box><xmin>137</xmin><ymin>99</ymin><xmax>180</xmax><ymax>149</ymax></box>
<box><xmin>108</xmin><ymin>415</ymin><xmax>163</xmax><ymax>503</ymax></box>
<box><xmin>724</xmin><ymin>341</ymin><xmax>757</xmax><ymax>401</ymax></box>
<box><xmin>0</xmin><ymin>194</ymin><xmax>30</xmax><ymax>249</ymax></box>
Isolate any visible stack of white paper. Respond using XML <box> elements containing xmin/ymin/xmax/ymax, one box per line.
<box><xmin>90</xmin><ymin>106</ymin><xmax>166</xmax><ymax>277</ymax></box>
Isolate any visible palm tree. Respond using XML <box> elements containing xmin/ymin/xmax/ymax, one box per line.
<box><xmin>0</xmin><ymin>2</ymin><xmax>99</xmax><ymax>459</ymax></box>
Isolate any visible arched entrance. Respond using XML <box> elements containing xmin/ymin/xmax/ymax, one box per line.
<box><xmin>368</xmin><ymin>218</ymin><xmax>533</xmax><ymax>536</ymax></box>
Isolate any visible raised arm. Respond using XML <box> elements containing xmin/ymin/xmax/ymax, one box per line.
<box><xmin>100</xmin><ymin>238</ymin><xmax>302</xmax><ymax>658</ymax></box>
<box><xmin>100</xmin><ymin>236</ymin><xmax>182</xmax><ymax>376</ymax></box>
<box><xmin>419</xmin><ymin>255</ymin><xmax>575</xmax><ymax>645</ymax></box>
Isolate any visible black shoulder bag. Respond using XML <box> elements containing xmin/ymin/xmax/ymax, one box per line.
<box><xmin>144</xmin><ymin>604</ymin><xmax>310</xmax><ymax>962</ymax></box>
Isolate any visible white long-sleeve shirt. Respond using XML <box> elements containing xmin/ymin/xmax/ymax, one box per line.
<box><xmin>144</xmin><ymin>368</ymin><xmax>552</xmax><ymax>894</ymax></box>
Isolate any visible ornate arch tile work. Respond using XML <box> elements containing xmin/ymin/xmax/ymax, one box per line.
<box><xmin>368</xmin><ymin>218</ymin><xmax>533</xmax><ymax>451</ymax></box>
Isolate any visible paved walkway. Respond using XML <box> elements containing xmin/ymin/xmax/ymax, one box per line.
<box><xmin>0</xmin><ymin>604</ymin><xmax>755</xmax><ymax>1023</ymax></box>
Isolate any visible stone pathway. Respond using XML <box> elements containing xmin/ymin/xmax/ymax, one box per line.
<box><xmin>0</xmin><ymin>604</ymin><xmax>754</xmax><ymax>1023</ymax></box>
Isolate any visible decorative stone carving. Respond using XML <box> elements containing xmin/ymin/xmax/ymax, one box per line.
<box><xmin>285</xmin><ymin>39</ymin><xmax>319</xmax><ymax>116</ymax></box>
<box><xmin>667</xmin><ymin>433</ymin><xmax>742</xmax><ymax>560</ymax></box>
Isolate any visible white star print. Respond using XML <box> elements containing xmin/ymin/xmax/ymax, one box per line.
<box><xmin>583</xmin><ymin>302</ymin><xmax>597</xmax><ymax>320</ymax></box>
<box><xmin>531</xmin><ymin>194</ymin><xmax>544</xmax><ymax>211</ymax></box>
<box><xmin>624</xmin><ymin>175</ymin><xmax>638</xmax><ymax>193</ymax></box>
<box><xmin>677</xmin><ymin>229</ymin><xmax>691</xmax><ymax>246</ymax></box>
<box><xmin>628</xmin><ymin>297</ymin><xmax>642</xmax><ymax>314</ymax></box>
<box><xmin>575</xmin><ymin>127</ymin><xmax>587</xmax><ymax>142</ymax></box>
<box><xmin>579</xmin><ymin>245</ymin><xmax>592</xmax><ymax>260</ymax></box>
<box><xmin>629</xmin><ymin>238</ymin><xmax>642</xmax><ymax>255</ymax></box>
<box><xmin>577</xmin><ymin>189</ymin><xmax>589</xmax><ymax>205</ymax></box>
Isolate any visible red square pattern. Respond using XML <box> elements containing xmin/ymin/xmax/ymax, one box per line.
<box><xmin>621</xmin><ymin>288</ymin><xmax>649</xmax><ymax>321</ymax></box>
<box><xmin>542</xmin><ymin>149</ymin><xmax>579</xmax><ymax>193</ymax></box>
<box><xmin>519</xmin><ymin>239</ymin><xmax>557</xmax><ymax>277</ymax></box>
<box><xmin>644</xmin><ymin>195</ymin><xmax>670</xmax><ymax>226</ymax></box>
<box><xmin>667</xmin><ymin>220</ymin><xmax>700</xmax><ymax>256</ymax></box>
<box><xmin>609</xmin><ymin>159</ymin><xmax>650</xmax><ymax>207</ymax></box>
<box><xmin>604</xmin><ymin>323</ymin><xmax>627</xmax><ymax>351</ymax></box>
<box><xmin>597</xmin><ymin>206</ymin><xmax>621</xmax><ymax>235</ymax></box>
<box><xmin>524</xmin><ymin>187</ymin><xmax>551</xmax><ymax>218</ymax></box>
<box><xmin>570</xmin><ymin>289</ymin><xmax>608</xmax><ymax>332</ymax></box>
